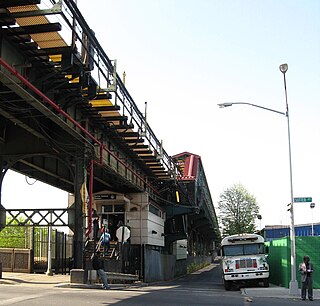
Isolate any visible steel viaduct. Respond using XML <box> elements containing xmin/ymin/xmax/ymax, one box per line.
<box><xmin>0</xmin><ymin>0</ymin><xmax>220</xmax><ymax>280</ymax></box>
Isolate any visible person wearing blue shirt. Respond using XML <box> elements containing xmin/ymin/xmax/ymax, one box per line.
<box><xmin>101</xmin><ymin>228</ymin><xmax>111</xmax><ymax>249</ymax></box>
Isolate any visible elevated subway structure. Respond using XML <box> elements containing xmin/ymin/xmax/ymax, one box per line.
<box><xmin>0</xmin><ymin>0</ymin><xmax>220</xmax><ymax>280</ymax></box>
<box><xmin>170</xmin><ymin>152</ymin><xmax>220</xmax><ymax>256</ymax></box>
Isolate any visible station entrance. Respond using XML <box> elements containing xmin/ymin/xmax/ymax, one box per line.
<box><xmin>93</xmin><ymin>194</ymin><xmax>128</xmax><ymax>242</ymax></box>
<box><xmin>101</xmin><ymin>212</ymin><xmax>125</xmax><ymax>242</ymax></box>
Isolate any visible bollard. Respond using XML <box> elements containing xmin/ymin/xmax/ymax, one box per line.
<box><xmin>87</xmin><ymin>269</ymin><xmax>97</xmax><ymax>284</ymax></box>
<box><xmin>70</xmin><ymin>269</ymin><xmax>87</xmax><ymax>284</ymax></box>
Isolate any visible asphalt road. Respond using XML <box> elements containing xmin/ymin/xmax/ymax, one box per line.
<box><xmin>0</xmin><ymin>263</ymin><xmax>313</xmax><ymax>305</ymax></box>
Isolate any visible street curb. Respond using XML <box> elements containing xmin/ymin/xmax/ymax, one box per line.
<box><xmin>55</xmin><ymin>282</ymin><xmax>148</xmax><ymax>290</ymax></box>
<box><xmin>241</xmin><ymin>287</ymin><xmax>308</xmax><ymax>300</ymax></box>
<box><xmin>0</xmin><ymin>279</ymin><xmax>16</xmax><ymax>285</ymax></box>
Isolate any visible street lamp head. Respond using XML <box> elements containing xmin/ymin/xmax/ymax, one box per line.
<box><xmin>279</xmin><ymin>63</ymin><xmax>288</xmax><ymax>74</ymax></box>
<box><xmin>218</xmin><ymin>103</ymin><xmax>233</xmax><ymax>108</ymax></box>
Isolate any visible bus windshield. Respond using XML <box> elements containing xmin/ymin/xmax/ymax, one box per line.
<box><xmin>223</xmin><ymin>243</ymin><xmax>265</xmax><ymax>256</ymax></box>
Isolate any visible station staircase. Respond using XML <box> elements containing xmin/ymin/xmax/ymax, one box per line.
<box><xmin>85</xmin><ymin>239</ymin><xmax>117</xmax><ymax>260</ymax></box>
<box><xmin>0</xmin><ymin>0</ymin><xmax>173</xmax><ymax>195</ymax></box>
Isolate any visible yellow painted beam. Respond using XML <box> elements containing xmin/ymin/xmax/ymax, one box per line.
<box><xmin>90</xmin><ymin>99</ymin><xmax>113</xmax><ymax>107</ymax></box>
<box><xmin>49</xmin><ymin>54</ymin><xmax>62</xmax><ymax>62</ymax></box>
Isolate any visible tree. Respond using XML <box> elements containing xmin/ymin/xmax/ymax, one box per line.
<box><xmin>218</xmin><ymin>183</ymin><xmax>259</xmax><ymax>237</ymax></box>
<box><xmin>0</xmin><ymin>217</ymin><xmax>30</xmax><ymax>248</ymax></box>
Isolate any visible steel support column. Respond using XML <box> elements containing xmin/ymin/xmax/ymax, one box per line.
<box><xmin>73</xmin><ymin>156</ymin><xmax>85</xmax><ymax>268</ymax></box>
<box><xmin>0</xmin><ymin>157</ymin><xmax>6</xmax><ymax>230</ymax></box>
<box><xmin>0</xmin><ymin>157</ymin><xmax>4</xmax><ymax>208</ymax></box>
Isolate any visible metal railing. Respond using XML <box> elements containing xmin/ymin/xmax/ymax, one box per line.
<box><xmin>58</xmin><ymin>0</ymin><xmax>179</xmax><ymax>178</ymax></box>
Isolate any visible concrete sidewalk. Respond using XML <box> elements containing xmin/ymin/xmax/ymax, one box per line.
<box><xmin>0</xmin><ymin>272</ymin><xmax>145</xmax><ymax>290</ymax></box>
<box><xmin>0</xmin><ymin>272</ymin><xmax>70</xmax><ymax>286</ymax></box>
<box><xmin>242</xmin><ymin>285</ymin><xmax>320</xmax><ymax>300</ymax></box>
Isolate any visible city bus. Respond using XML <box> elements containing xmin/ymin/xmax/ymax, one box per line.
<box><xmin>221</xmin><ymin>233</ymin><xmax>269</xmax><ymax>290</ymax></box>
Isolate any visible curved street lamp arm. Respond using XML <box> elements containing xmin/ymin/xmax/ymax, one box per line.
<box><xmin>218</xmin><ymin>102</ymin><xmax>286</xmax><ymax>116</ymax></box>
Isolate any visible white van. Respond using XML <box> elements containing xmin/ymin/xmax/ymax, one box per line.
<box><xmin>221</xmin><ymin>233</ymin><xmax>269</xmax><ymax>290</ymax></box>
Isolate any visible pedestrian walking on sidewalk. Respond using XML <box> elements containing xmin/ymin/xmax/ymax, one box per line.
<box><xmin>91</xmin><ymin>251</ymin><xmax>110</xmax><ymax>290</ymax></box>
<box><xmin>299</xmin><ymin>255</ymin><xmax>314</xmax><ymax>301</ymax></box>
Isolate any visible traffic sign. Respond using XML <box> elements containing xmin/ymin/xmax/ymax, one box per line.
<box><xmin>94</xmin><ymin>194</ymin><xmax>117</xmax><ymax>200</ymax></box>
<box><xmin>116</xmin><ymin>226</ymin><xmax>131</xmax><ymax>242</ymax></box>
<box><xmin>293</xmin><ymin>197</ymin><xmax>312</xmax><ymax>203</ymax></box>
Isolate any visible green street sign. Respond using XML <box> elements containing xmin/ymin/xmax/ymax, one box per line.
<box><xmin>293</xmin><ymin>197</ymin><xmax>312</xmax><ymax>203</ymax></box>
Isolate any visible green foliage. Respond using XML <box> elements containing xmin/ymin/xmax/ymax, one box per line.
<box><xmin>0</xmin><ymin>217</ymin><xmax>29</xmax><ymax>248</ymax></box>
<box><xmin>187</xmin><ymin>261</ymin><xmax>210</xmax><ymax>274</ymax></box>
<box><xmin>218</xmin><ymin>183</ymin><xmax>259</xmax><ymax>237</ymax></box>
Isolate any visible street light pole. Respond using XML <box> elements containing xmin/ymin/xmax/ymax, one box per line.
<box><xmin>310</xmin><ymin>202</ymin><xmax>315</xmax><ymax>236</ymax></box>
<box><xmin>257</xmin><ymin>214</ymin><xmax>262</xmax><ymax>234</ymax></box>
<box><xmin>279</xmin><ymin>63</ymin><xmax>298</xmax><ymax>295</ymax></box>
<box><xmin>218</xmin><ymin>63</ymin><xmax>299</xmax><ymax>295</ymax></box>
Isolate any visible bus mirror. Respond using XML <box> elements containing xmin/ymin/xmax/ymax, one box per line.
<box><xmin>265</xmin><ymin>246</ymin><xmax>269</xmax><ymax>254</ymax></box>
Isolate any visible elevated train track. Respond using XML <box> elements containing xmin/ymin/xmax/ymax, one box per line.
<box><xmin>0</xmin><ymin>0</ymin><xmax>220</xmax><ymax>270</ymax></box>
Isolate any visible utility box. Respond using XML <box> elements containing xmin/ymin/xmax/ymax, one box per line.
<box><xmin>173</xmin><ymin>239</ymin><xmax>188</xmax><ymax>260</ymax></box>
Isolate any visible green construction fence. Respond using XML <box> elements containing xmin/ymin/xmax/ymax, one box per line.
<box><xmin>266</xmin><ymin>236</ymin><xmax>320</xmax><ymax>288</ymax></box>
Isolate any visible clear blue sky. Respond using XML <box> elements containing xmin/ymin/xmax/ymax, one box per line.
<box><xmin>3</xmin><ymin>0</ymin><xmax>320</xmax><ymax>229</ymax></box>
